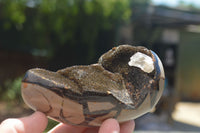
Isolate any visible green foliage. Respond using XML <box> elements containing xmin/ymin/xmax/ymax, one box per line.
<box><xmin>44</xmin><ymin>118</ymin><xmax>59</xmax><ymax>132</ymax></box>
<box><xmin>2</xmin><ymin>77</ymin><xmax>23</xmax><ymax>102</ymax></box>
<box><xmin>0</xmin><ymin>0</ymin><xmax>132</xmax><ymax>61</ymax></box>
<box><xmin>1</xmin><ymin>0</ymin><xmax>26</xmax><ymax>25</ymax></box>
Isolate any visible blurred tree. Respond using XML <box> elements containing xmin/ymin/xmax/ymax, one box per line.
<box><xmin>177</xmin><ymin>0</ymin><xmax>200</xmax><ymax>11</ymax></box>
<box><xmin>0</xmin><ymin>0</ymin><xmax>133</xmax><ymax>68</ymax></box>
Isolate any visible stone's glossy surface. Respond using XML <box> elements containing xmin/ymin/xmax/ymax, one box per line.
<box><xmin>21</xmin><ymin>45</ymin><xmax>165</xmax><ymax>127</ymax></box>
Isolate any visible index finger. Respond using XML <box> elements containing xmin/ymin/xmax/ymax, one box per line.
<box><xmin>120</xmin><ymin>120</ymin><xmax>135</xmax><ymax>133</ymax></box>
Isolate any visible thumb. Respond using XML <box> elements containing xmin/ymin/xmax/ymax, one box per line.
<box><xmin>0</xmin><ymin>111</ymin><xmax>48</xmax><ymax>133</ymax></box>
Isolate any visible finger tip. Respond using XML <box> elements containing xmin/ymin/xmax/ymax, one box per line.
<box><xmin>99</xmin><ymin>118</ymin><xmax>120</xmax><ymax>133</ymax></box>
<box><xmin>20</xmin><ymin>111</ymin><xmax>48</xmax><ymax>132</ymax></box>
<box><xmin>120</xmin><ymin>120</ymin><xmax>135</xmax><ymax>133</ymax></box>
<box><xmin>124</xmin><ymin>120</ymin><xmax>135</xmax><ymax>126</ymax></box>
<box><xmin>0</xmin><ymin>112</ymin><xmax>48</xmax><ymax>133</ymax></box>
<box><xmin>32</xmin><ymin>111</ymin><xmax>48</xmax><ymax>125</ymax></box>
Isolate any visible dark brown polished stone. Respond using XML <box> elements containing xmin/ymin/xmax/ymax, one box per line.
<box><xmin>21</xmin><ymin>45</ymin><xmax>165</xmax><ymax>127</ymax></box>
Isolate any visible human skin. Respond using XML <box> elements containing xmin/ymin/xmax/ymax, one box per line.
<box><xmin>0</xmin><ymin>111</ymin><xmax>135</xmax><ymax>133</ymax></box>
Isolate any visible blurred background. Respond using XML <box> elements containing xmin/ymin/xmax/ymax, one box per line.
<box><xmin>0</xmin><ymin>0</ymin><xmax>200</xmax><ymax>132</ymax></box>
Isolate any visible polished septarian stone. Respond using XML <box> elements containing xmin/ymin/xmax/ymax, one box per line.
<box><xmin>21</xmin><ymin>45</ymin><xmax>165</xmax><ymax>127</ymax></box>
